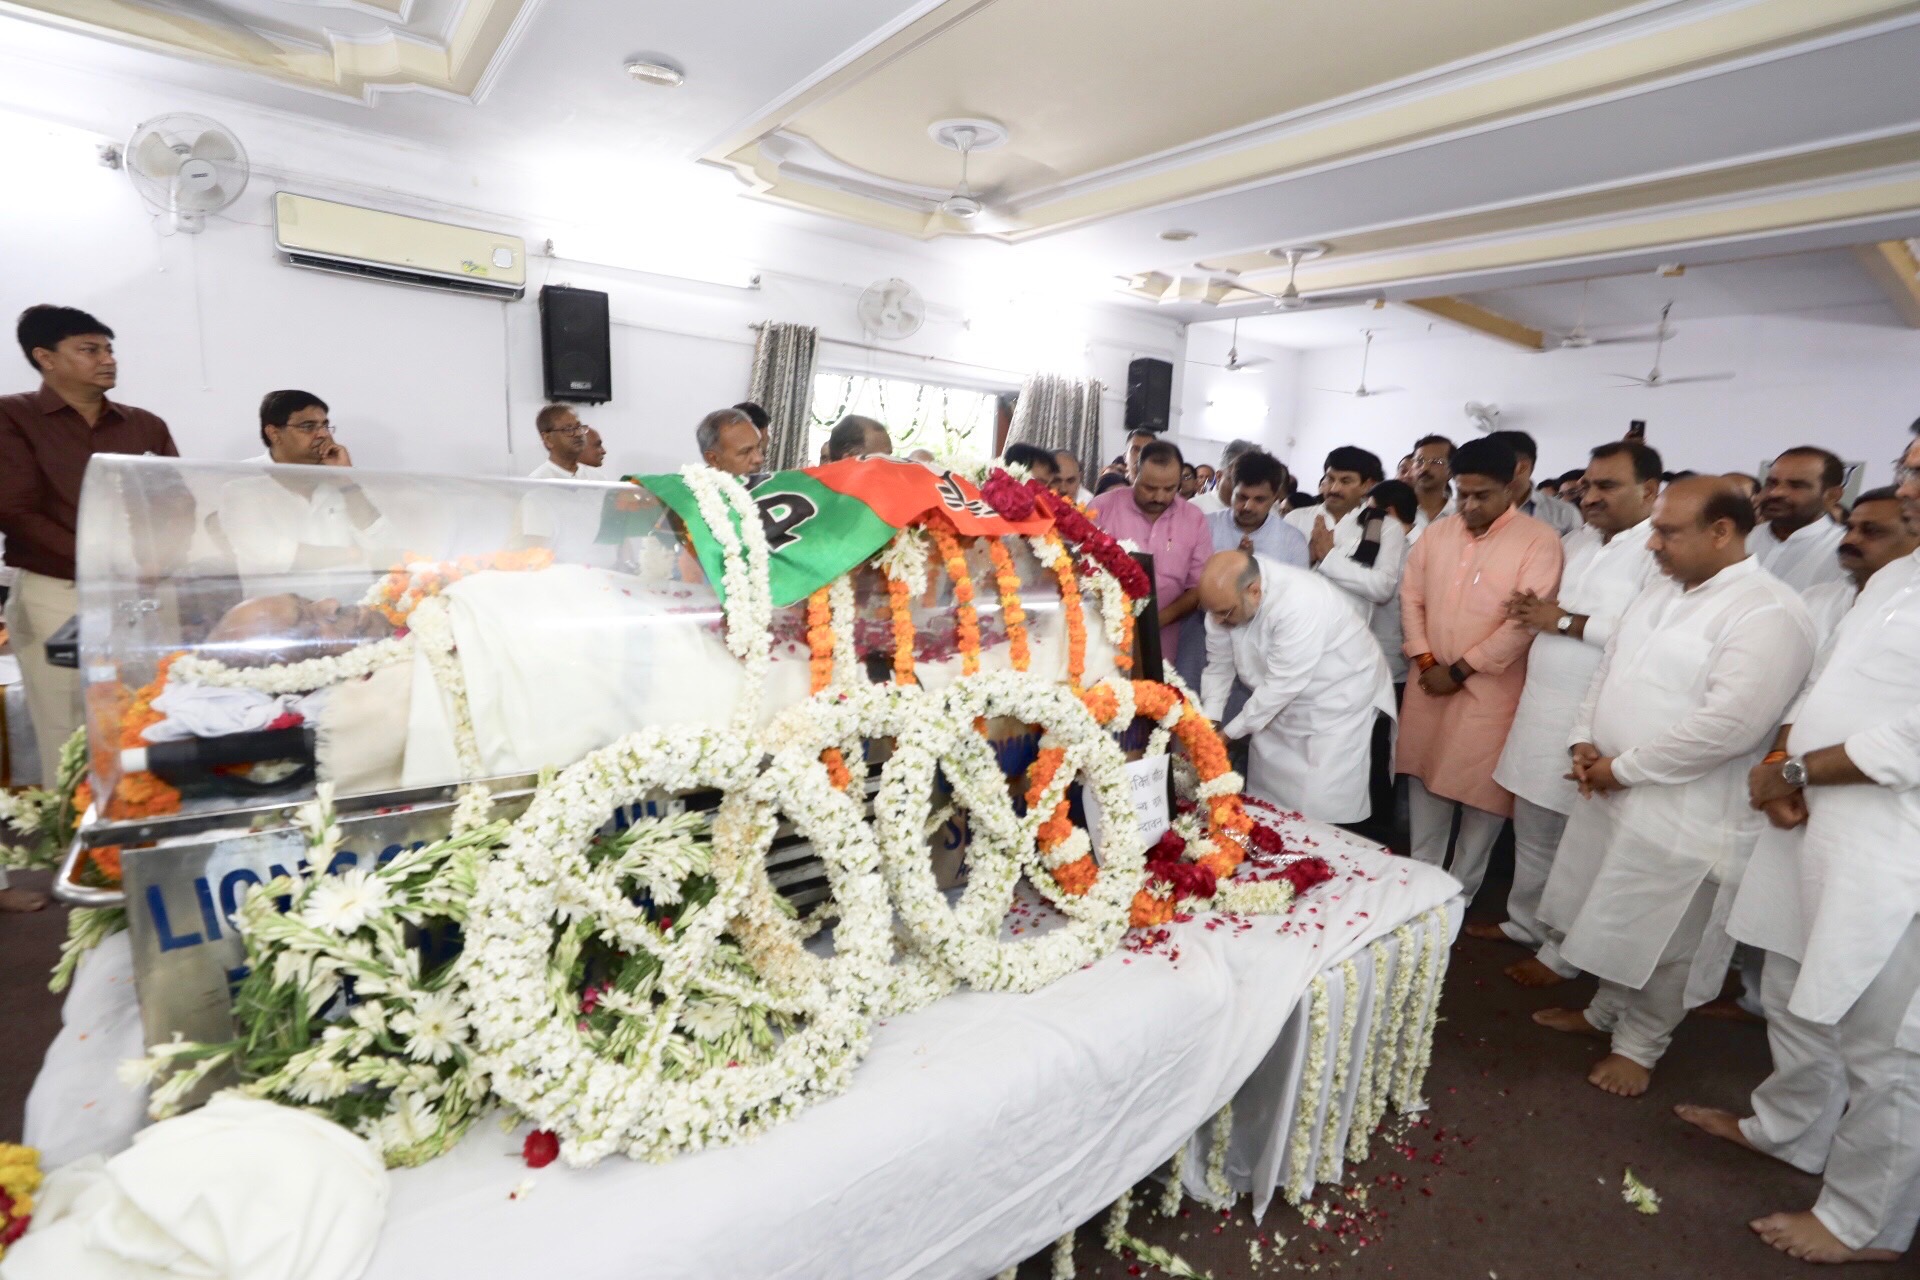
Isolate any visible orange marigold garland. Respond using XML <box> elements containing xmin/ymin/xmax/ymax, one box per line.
<box><xmin>1039</xmin><ymin>533</ymin><xmax>1086</xmax><ymax>689</ymax></box>
<box><xmin>804</xmin><ymin>584</ymin><xmax>854</xmax><ymax>791</ymax></box>
<box><xmin>365</xmin><ymin>547</ymin><xmax>556</xmax><ymax>628</ymax></box>
<box><xmin>882</xmin><ymin>569</ymin><xmax>916</xmax><ymax>686</ymax></box>
<box><xmin>1042</xmin><ymin>678</ymin><xmax>1250</xmax><ymax>924</ymax></box>
<box><xmin>984</xmin><ymin>536</ymin><xmax>1030</xmax><ymax>672</ymax></box>
<box><xmin>926</xmin><ymin>518</ymin><xmax>981</xmax><ymax>676</ymax></box>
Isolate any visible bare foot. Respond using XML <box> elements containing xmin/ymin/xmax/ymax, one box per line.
<box><xmin>0</xmin><ymin>887</ymin><xmax>49</xmax><ymax>913</ymax></box>
<box><xmin>1674</xmin><ymin>1104</ymin><xmax>1757</xmax><ymax>1151</ymax></box>
<box><xmin>1463</xmin><ymin>921</ymin><xmax>1518</xmax><ymax>943</ymax></box>
<box><xmin>1532</xmin><ymin>1007</ymin><xmax>1607</xmax><ymax>1037</ymax></box>
<box><xmin>1505</xmin><ymin>955</ymin><xmax>1569</xmax><ymax>988</ymax></box>
<box><xmin>1589</xmin><ymin>1053</ymin><xmax>1651</xmax><ymax>1097</ymax></box>
<box><xmin>1692</xmin><ymin>998</ymin><xmax>1764</xmax><ymax>1024</ymax></box>
<box><xmin>1750</xmin><ymin>1211</ymin><xmax>1901</xmax><ymax>1263</ymax></box>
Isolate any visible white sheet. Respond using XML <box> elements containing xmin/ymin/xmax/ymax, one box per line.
<box><xmin>25</xmin><ymin>821</ymin><xmax>1458</xmax><ymax>1280</ymax></box>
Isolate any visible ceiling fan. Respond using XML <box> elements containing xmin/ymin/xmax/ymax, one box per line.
<box><xmin>1558</xmin><ymin>280</ymin><xmax>1672</xmax><ymax>350</ymax></box>
<box><xmin>1192</xmin><ymin>318</ymin><xmax>1270</xmax><ymax>373</ymax></box>
<box><xmin>1316</xmin><ymin>330</ymin><xmax>1400</xmax><ymax>398</ymax></box>
<box><xmin>1242</xmin><ymin>244</ymin><xmax>1383</xmax><ymax>313</ymax></box>
<box><xmin>1607</xmin><ymin>302</ymin><xmax>1733</xmax><ymax>389</ymax></box>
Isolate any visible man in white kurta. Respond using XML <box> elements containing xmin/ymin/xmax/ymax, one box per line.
<box><xmin>1533</xmin><ymin>478</ymin><xmax>1815</xmax><ymax>1097</ymax></box>
<box><xmin>1747</xmin><ymin>446</ymin><xmax>1847</xmax><ymax>593</ymax></box>
<box><xmin>1286</xmin><ymin>446</ymin><xmax>1409</xmax><ymax>640</ymax></box>
<box><xmin>1676</xmin><ymin>442</ymin><xmax>1920</xmax><ymax>1264</ymax></box>
<box><xmin>1199</xmin><ymin>550</ymin><xmax>1394</xmax><ymax>824</ymax></box>
<box><xmin>1469</xmin><ymin>441</ymin><xmax>1660</xmax><ymax>985</ymax></box>
<box><xmin>1795</xmin><ymin>488</ymin><xmax>1918</xmax><ymax>644</ymax></box>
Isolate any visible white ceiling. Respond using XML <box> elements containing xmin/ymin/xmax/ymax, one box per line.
<box><xmin>3</xmin><ymin>0</ymin><xmax>1919</xmax><ymax>330</ymax></box>
<box><xmin>1222</xmin><ymin>251</ymin><xmax>1903</xmax><ymax>350</ymax></box>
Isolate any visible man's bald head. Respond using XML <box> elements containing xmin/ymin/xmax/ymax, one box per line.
<box><xmin>1200</xmin><ymin>550</ymin><xmax>1264</xmax><ymax>629</ymax></box>
<box><xmin>1647</xmin><ymin>474</ymin><xmax>1755</xmax><ymax>587</ymax></box>
<box><xmin>207</xmin><ymin>594</ymin><xmax>396</xmax><ymax>667</ymax></box>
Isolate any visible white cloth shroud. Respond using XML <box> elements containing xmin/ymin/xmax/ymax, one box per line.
<box><xmin>3</xmin><ymin>1094</ymin><xmax>388</xmax><ymax>1280</ymax></box>
<box><xmin>1492</xmin><ymin>519</ymin><xmax>1656</xmax><ymax>815</ymax></box>
<box><xmin>143</xmin><ymin>685</ymin><xmax>328</xmax><ymax>744</ymax></box>
<box><xmin>1201</xmin><ymin>557</ymin><xmax>1395</xmax><ymax>824</ymax></box>
<box><xmin>1729</xmin><ymin>550</ymin><xmax>1920</xmax><ymax>1037</ymax></box>
<box><xmin>1537</xmin><ymin>558</ymin><xmax>1815</xmax><ymax>997</ymax></box>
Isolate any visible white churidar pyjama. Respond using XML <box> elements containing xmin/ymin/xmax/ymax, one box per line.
<box><xmin>1407</xmin><ymin>776</ymin><xmax>1504</xmax><ymax>901</ymax></box>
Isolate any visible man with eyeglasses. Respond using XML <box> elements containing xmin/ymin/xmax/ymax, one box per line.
<box><xmin>216</xmin><ymin>389</ymin><xmax>390</xmax><ymax>591</ymax></box>
<box><xmin>530</xmin><ymin>404</ymin><xmax>593</xmax><ymax>479</ymax></box>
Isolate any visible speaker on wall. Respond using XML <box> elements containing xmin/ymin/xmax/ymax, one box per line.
<box><xmin>540</xmin><ymin>285</ymin><xmax>612</xmax><ymax>403</ymax></box>
<box><xmin>1125</xmin><ymin>357</ymin><xmax>1172</xmax><ymax>433</ymax></box>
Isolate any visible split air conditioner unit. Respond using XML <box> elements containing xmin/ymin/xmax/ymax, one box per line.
<box><xmin>272</xmin><ymin>192</ymin><xmax>526</xmax><ymax>300</ymax></box>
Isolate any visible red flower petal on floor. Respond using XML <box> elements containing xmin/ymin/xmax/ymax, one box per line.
<box><xmin>522</xmin><ymin>1129</ymin><xmax>560</xmax><ymax>1168</ymax></box>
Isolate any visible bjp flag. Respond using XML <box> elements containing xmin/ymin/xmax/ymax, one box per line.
<box><xmin>636</xmin><ymin>457</ymin><xmax>1054</xmax><ymax>607</ymax></box>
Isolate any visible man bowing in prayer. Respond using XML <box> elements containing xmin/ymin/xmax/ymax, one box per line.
<box><xmin>1533</xmin><ymin>477</ymin><xmax>1815</xmax><ymax>1098</ymax></box>
<box><xmin>1674</xmin><ymin>435</ymin><xmax>1920</xmax><ymax>1265</ymax></box>
<box><xmin>1199</xmin><ymin>549</ymin><xmax>1395</xmax><ymax>825</ymax></box>
<box><xmin>1396</xmin><ymin>436</ymin><xmax>1563</xmax><ymax>898</ymax></box>
<box><xmin>1469</xmin><ymin>440</ymin><xmax>1661</xmax><ymax>986</ymax></box>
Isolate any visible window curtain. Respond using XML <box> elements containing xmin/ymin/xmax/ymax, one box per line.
<box><xmin>749</xmin><ymin>322</ymin><xmax>820</xmax><ymax>472</ymax></box>
<box><xmin>1007</xmin><ymin>373</ymin><xmax>1103</xmax><ymax>484</ymax></box>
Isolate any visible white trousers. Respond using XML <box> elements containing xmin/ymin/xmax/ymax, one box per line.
<box><xmin>1497</xmin><ymin>798</ymin><xmax>1579</xmax><ymax>977</ymax></box>
<box><xmin>1738</xmin><ymin>923</ymin><xmax>1920</xmax><ymax>1253</ymax></box>
<box><xmin>1407</xmin><ymin>777</ymin><xmax>1505</xmax><ymax>901</ymax></box>
<box><xmin>4</xmin><ymin>570</ymin><xmax>80</xmax><ymax>783</ymax></box>
<box><xmin>1582</xmin><ymin>879</ymin><xmax>1715</xmax><ymax>1070</ymax></box>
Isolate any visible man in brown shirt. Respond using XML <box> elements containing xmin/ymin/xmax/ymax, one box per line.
<box><xmin>0</xmin><ymin>306</ymin><xmax>177</xmax><ymax>839</ymax></box>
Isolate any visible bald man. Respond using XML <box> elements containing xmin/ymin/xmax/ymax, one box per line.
<box><xmin>1533</xmin><ymin>477</ymin><xmax>1815</xmax><ymax>1098</ymax></box>
<box><xmin>1198</xmin><ymin>549</ymin><xmax>1395</xmax><ymax>824</ymax></box>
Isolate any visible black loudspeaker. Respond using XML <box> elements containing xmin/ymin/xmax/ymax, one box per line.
<box><xmin>1125</xmin><ymin>357</ymin><xmax>1172</xmax><ymax>433</ymax></box>
<box><xmin>539</xmin><ymin>285</ymin><xmax>612</xmax><ymax>403</ymax></box>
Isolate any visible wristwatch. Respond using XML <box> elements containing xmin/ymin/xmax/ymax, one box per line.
<box><xmin>1780</xmin><ymin>756</ymin><xmax>1810</xmax><ymax>788</ymax></box>
<box><xmin>1555</xmin><ymin>611</ymin><xmax>1575</xmax><ymax>634</ymax></box>
<box><xmin>1447</xmin><ymin>660</ymin><xmax>1472</xmax><ymax>685</ymax></box>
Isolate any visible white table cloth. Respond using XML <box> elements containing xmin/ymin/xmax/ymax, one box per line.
<box><xmin>27</xmin><ymin>818</ymin><xmax>1460</xmax><ymax>1280</ymax></box>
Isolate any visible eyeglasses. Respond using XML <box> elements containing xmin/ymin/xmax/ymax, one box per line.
<box><xmin>544</xmin><ymin>424</ymin><xmax>587</xmax><ymax>438</ymax></box>
<box><xmin>279</xmin><ymin>419</ymin><xmax>333</xmax><ymax>434</ymax></box>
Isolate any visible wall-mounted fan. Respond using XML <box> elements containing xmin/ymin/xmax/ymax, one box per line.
<box><xmin>857</xmin><ymin>278</ymin><xmax>926</xmax><ymax>340</ymax></box>
<box><xmin>126</xmin><ymin>113</ymin><xmax>249</xmax><ymax>232</ymax></box>
<box><xmin>1465</xmin><ymin>401</ymin><xmax>1501</xmax><ymax>432</ymax></box>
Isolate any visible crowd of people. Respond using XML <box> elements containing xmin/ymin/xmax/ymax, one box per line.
<box><xmin>6</xmin><ymin>300</ymin><xmax>1920</xmax><ymax>1264</ymax></box>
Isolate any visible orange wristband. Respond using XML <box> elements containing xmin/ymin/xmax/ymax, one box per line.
<box><xmin>1414</xmin><ymin>653</ymin><xmax>1439</xmax><ymax>673</ymax></box>
<box><xmin>1762</xmin><ymin>750</ymin><xmax>1789</xmax><ymax>765</ymax></box>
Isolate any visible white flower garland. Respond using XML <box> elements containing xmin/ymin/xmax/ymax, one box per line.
<box><xmin>1346</xmin><ymin>937</ymin><xmax>1395</xmax><ymax>1164</ymax></box>
<box><xmin>875</xmin><ymin>672</ymin><xmax>1143</xmax><ymax>992</ymax></box>
<box><xmin>875</xmin><ymin>525</ymin><xmax>931</xmax><ymax>599</ymax></box>
<box><xmin>170</xmin><ymin>637</ymin><xmax>415</xmax><ymax>694</ymax></box>
<box><xmin>406</xmin><ymin>595</ymin><xmax>481</xmax><ymax>778</ymax></box>
<box><xmin>1205</xmin><ymin>1102</ymin><xmax>1234</xmax><ymax>1202</ymax></box>
<box><xmin>1317</xmin><ymin>959</ymin><xmax>1361</xmax><ymax>1184</ymax></box>
<box><xmin>1393</xmin><ymin>909</ymin><xmax>1449</xmax><ymax>1111</ymax></box>
<box><xmin>1370</xmin><ymin>924</ymin><xmax>1421</xmax><ymax>1131</ymax></box>
<box><xmin>1283</xmin><ymin>974</ymin><xmax>1331</xmax><ymax>1206</ymax></box>
<box><xmin>680</xmin><ymin>465</ymin><xmax>774</xmax><ymax>731</ymax></box>
<box><xmin>1160</xmin><ymin>1141</ymin><xmax>1188</xmax><ymax>1217</ymax></box>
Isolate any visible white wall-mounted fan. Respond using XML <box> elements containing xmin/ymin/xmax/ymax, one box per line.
<box><xmin>1465</xmin><ymin>401</ymin><xmax>1501</xmax><ymax>432</ymax></box>
<box><xmin>857</xmin><ymin>278</ymin><xmax>926</xmax><ymax>340</ymax></box>
<box><xmin>126</xmin><ymin>113</ymin><xmax>249</xmax><ymax>232</ymax></box>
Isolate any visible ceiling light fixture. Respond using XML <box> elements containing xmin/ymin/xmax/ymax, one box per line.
<box><xmin>930</xmin><ymin>118</ymin><xmax>1008</xmax><ymax>221</ymax></box>
<box><xmin>624</xmin><ymin>58</ymin><xmax>685</xmax><ymax>88</ymax></box>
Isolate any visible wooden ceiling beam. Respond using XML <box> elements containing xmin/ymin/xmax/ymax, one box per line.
<box><xmin>1403</xmin><ymin>296</ymin><xmax>1545</xmax><ymax>351</ymax></box>
<box><xmin>1852</xmin><ymin>240</ymin><xmax>1920</xmax><ymax>328</ymax></box>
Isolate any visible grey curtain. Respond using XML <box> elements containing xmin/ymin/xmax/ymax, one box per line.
<box><xmin>1007</xmin><ymin>373</ymin><xmax>1103</xmax><ymax>483</ymax></box>
<box><xmin>749</xmin><ymin>322</ymin><xmax>820</xmax><ymax>472</ymax></box>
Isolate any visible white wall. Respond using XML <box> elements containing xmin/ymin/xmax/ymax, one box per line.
<box><xmin>1169</xmin><ymin>324</ymin><xmax>1302</xmax><ymax>471</ymax></box>
<box><xmin>0</xmin><ymin>105</ymin><xmax>1183</xmax><ymax>481</ymax></box>
<box><xmin>1288</xmin><ymin>307</ymin><xmax>1920</xmax><ymax>489</ymax></box>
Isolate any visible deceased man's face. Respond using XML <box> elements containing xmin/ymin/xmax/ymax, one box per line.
<box><xmin>207</xmin><ymin>594</ymin><xmax>397</xmax><ymax>667</ymax></box>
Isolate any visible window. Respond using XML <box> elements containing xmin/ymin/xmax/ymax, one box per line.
<box><xmin>807</xmin><ymin>372</ymin><xmax>1007</xmax><ymax>462</ymax></box>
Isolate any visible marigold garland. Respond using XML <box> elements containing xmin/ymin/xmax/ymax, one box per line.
<box><xmin>365</xmin><ymin>547</ymin><xmax>556</xmax><ymax>628</ymax></box>
<box><xmin>926</xmin><ymin>517</ymin><xmax>981</xmax><ymax>676</ymax></box>
<box><xmin>882</xmin><ymin>569</ymin><xmax>916</xmax><ymax>686</ymax></box>
<box><xmin>804</xmin><ymin>586</ymin><xmax>854</xmax><ymax>790</ymax></box>
<box><xmin>1037</xmin><ymin>533</ymin><xmax>1086</xmax><ymax>689</ymax></box>
<box><xmin>984</xmin><ymin>536</ymin><xmax>1030</xmax><ymax>672</ymax></box>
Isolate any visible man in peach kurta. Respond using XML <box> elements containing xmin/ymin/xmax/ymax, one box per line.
<box><xmin>1396</xmin><ymin>436</ymin><xmax>1564</xmax><ymax>899</ymax></box>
